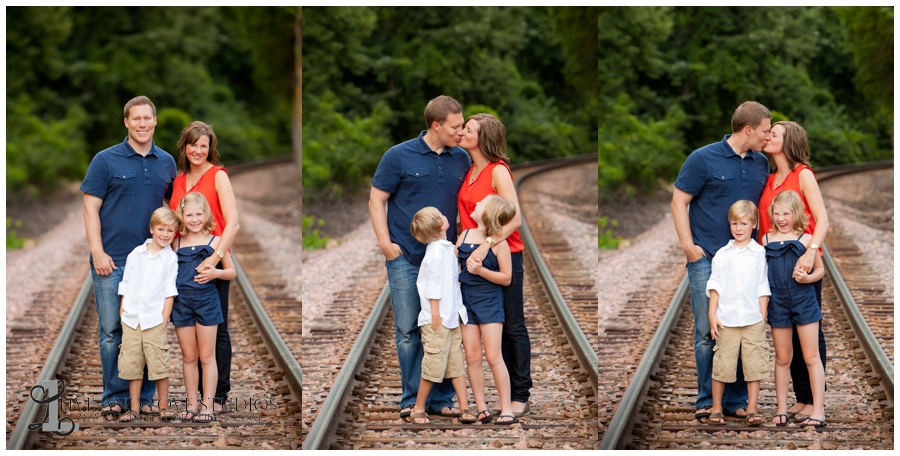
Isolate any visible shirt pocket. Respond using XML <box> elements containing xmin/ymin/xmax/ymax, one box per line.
<box><xmin>405</xmin><ymin>168</ymin><xmax>431</xmax><ymax>194</ymax></box>
<box><xmin>156</xmin><ymin>172</ymin><xmax>173</xmax><ymax>197</ymax></box>
<box><xmin>710</xmin><ymin>171</ymin><xmax>735</xmax><ymax>197</ymax></box>
<box><xmin>112</xmin><ymin>169</ymin><xmax>138</xmax><ymax>195</ymax></box>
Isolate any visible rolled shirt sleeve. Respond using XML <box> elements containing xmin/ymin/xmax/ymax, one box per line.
<box><xmin>420</xmin><ymin>254</ymin><xmax>443</xmax><ymax>300</ymax></box>
<box><xmin>164</xmin><ymin>254</ymin><xmax>179</xmax><ymax>298</ymax></box>
<box><xmin>706</xmin><ymin>255</ymin><xmax>722</xmax><ymax>297</ymax></box>
<box><xmin>757</xmin><ymin>249</ymin><xmax>772</xmax><ymax>297</ymax></box>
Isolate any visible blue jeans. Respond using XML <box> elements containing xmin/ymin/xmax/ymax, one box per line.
<box><xmin>385</xmin><ymin>255</ymin><xmax>455</xmax><ymax>410</ymax></box>
<box><xmin>91</xmin><ymin>265</ymin><xmax>156</xmax><ymax>409</ymax></box>
<box><xmin>687</xmin><ymin>257</ymin><xmax>748</xmax><ymax>412</ymax></box>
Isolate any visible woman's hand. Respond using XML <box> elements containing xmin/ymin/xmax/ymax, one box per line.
<box><xmin>467</xmin><ymin>255</ymin><xmax>483</xmax><ymax>275</ymax></box>
<box><xmin>793</xmin><ymin>265</ymin><xmax>812</xmax><ymax>284</ymax></box>
<box><xmin>795</xmin><ymin>248</ymin><xmax>816</xmax><ymax>273</ymax></box>
<box><xmin>467</xmin><ymin>243</ymin><xmax>490</xmax><ymax>272</ymax></box>
<box><xmin>198</xmin><ymin>254</ymin><xmax>222</xmax><ymax>273</ymax></box>
<box><xmin>194</xmin><ymin>264</ymin><xmax>218</xmax><ymax>284</ymax></box>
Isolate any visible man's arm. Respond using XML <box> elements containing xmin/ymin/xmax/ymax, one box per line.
<box><xmin>84</xmin><ymin>193</ymin><xmax>116</xmax><ymax>275</ymax></box>
<box><xmin>369</xmin><ymin>186</ymin><xmax>402</xmax><ymax>260</ymax></box>
<box><xmin>671</xmin><ymin>187</ymin><xmax>705</xmax><ymax>262</ymax></box>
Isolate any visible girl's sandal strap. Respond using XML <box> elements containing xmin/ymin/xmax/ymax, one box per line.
<box><xmin>459</xmin><ymin>410</ymin><xmax>478</xmax><ymax>424</ymax></box>
<box><xmin>708</xmin><ymin>412</ymin><xmax>726</xmax><ymax>425</ymax></box>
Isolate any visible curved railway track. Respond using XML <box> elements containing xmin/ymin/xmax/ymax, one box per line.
<box><xmin>6</xmin><ymin>157</ymin><xmax>302</xmax><ymax>450</ymax></box>
<box><xmin>302</xmin><ymin>155</ymin><xmax>598</xmax><ymax>450</ymax></box>
<box><xmin>600</xmin><ymin>161</ymin><xmax>894</xmax><ymax>450</ymax></box>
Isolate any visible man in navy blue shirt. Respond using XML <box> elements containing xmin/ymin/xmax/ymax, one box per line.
<box><xmin>369</xmin><ymin>95</ymin><xmax>471</xmax><ymax>419</ymax></box>
<box><xmin>80</xmin><ymin>96</ymin><xmax>177</xmax><ymax>419</ymax></box>
<box><xmin>671</xmin><ymin>101</ymin><xmax>771</xmax><ymax>422</ymax></box>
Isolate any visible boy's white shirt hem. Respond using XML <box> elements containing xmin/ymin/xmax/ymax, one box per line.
<box><xmin>118</xmin><ymin>239</ymin><xmax>179</xmax><ymax>330</ymax></box>
<box><xmin>706</xmin><ymin>239</ymin><xmax>771</xmax><ymax>327</ymax></box>
<box><xmin>416</xmin><ymin>239</ymin><xmax>468</xmax><ymax>328</ymax></box>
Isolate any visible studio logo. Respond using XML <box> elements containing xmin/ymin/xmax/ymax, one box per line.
<box><xmin>28</xmin><ymin>380</ymin><xmax>79</xmax><ymax>436</ymax></box>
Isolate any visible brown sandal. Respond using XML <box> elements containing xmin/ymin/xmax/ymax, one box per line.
<box><xmin>707</xmin><ymin>412</ymin><xmax>726</xmax><ymax>425</ymax></box>
<box><xmin>459</xmin><ymin>409</ymin><xmax>477</xmax><ymax>424</ymax></box>
<box><xmin>746</xmin><ymin>412</ymin><xmax>764</xmax><ymax>427</ymax></box>
<box><xmin>408</xmin><ymin>411</ymin><xmax>430</xmax><ymax>424</ymax></box>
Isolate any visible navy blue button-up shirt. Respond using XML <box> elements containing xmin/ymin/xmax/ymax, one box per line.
<box><xmin>371</xmin><ymin>131</ymin><xmax>471</xmax><ymax>266</ymax></box>
<box><xmin>674</xmin><ymin>134</ymin><xmax>770</xmax><ymax>259</ymax></box>
<box><xmin>80</xmin><ymin>137</ymin><xmax>177</xmax><ymax>267</ymax></box>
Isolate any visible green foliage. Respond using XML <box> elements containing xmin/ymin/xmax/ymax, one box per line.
<box><xmin>6</xmin><ymin>6</ymin><xmax>294</xmax><ymax>196</ymax></box>
<box><xmin>302</xmin><ymin>215</ymin><xmax>330</xmax><ymax>250</ymax></box>
<box><xmin>6</xmin><ymin>218</ymin><xmax>27</xmax><ymax>249</ymax></box>
<box><xmin>599</xmin><ymin>6</ymin><xmax>893</xmax><ymax>200</ymax></box>
<box><xmin>598</xmin><ymin>216</ymin><xmax>621</xmax><ymax>250</ymax></box>
<box><xmin>303</xmin><ymin>7</ymin><xmax>596</xmax><ymax>195</ymax></box>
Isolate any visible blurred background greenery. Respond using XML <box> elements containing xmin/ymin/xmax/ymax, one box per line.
<box><xmin>598</xmin><ymin>6</ymin><xmax>893</xmax><ymax>201</ymax></box>
<box><xmin>6</xmin><ymin>6</ymin><xmax>297</xmax><ymax>200</ymax></box>
<box><xmin>302</xmin><ymin>6</ymin><xmax>598</xmax><ymax>199</ymax></box>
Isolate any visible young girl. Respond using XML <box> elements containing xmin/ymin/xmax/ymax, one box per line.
<box><xmin>173</xmin><ymin>192</ymin><xmax>235</xmax><ymax>423</ymax></box>
<box><xmin>457</xmin><ymin>194</ymin><xmax>517</xmax><ymax>425</ymax></box>
<box><xmin>764</xmin><ymin>190</ymin><xmax>826</xmax><ymax>428</ymax></box>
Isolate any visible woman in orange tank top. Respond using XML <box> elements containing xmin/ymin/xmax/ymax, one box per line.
<box><xmin>759</xmin><ymin>121</ymin><xmax>829</xmax><ymax>424</ymax></box>
<box><xmin>457</xmin><ymin>113</ymin><xmax>531</xmax><ymax>416</ymax></box>
<box><xmin>167</xmin><ymin>121</ymin><xmax>240</xmax><ymax>412</ymax></box>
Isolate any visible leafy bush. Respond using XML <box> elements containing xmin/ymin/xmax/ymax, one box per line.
<box><xmin>302</xmin><ymin>215</ymin><xmax>330</xmax><ymax>250</ymax></box>
<box><xmin>598</xmin><ymin>216</ymin><xmax>622</xmax><ymax>250</ymax></box>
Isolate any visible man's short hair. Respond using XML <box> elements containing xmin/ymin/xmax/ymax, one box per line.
<box><xmin>424</xmin><ymin>95</ymin><xmax>462</xmax><ymax>128</ymax></box>
<box><xmin>728</xmin><ymin>200</ymin><xmax>759</xmax><ymax>225</ymax></box>
<box><xmin>410</xmin><ymin>207</ymin><xmax>443</xmax><ymax>244</ymax></box>
<box><xmin>149</xmin><ymin>207</ymin><xmax>179</xmax><ymax>231</ymax></box>
<box><xmin>124</xmin><ymin>96</ymin><xmax>157</xmax><ymax>118</ymax></box>
<box><xmin>731</xmin><ymin>101</ymin><xmax>771</xmax><ymax>132</ymax></box>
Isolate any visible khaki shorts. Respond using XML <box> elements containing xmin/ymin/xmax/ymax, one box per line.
<box><xmin>420</xmin><ymin>323</ymin><xmax>464</xmax><ymax>383</ymax></box>
<box><xmin>118</xmin><ymin>322</ymin><xmax>170</xmax><ymax>381</ymax></box>
<box><xmin>712</xmin><ymin>320</ymin><xmax>769</xmax><ymax>383</ymax></box>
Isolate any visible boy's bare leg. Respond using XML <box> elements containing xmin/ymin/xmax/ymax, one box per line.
<box><xmin>156</xmin><ymin>377</ymin><xmax>170</xmax><ymax>417</ymax></box>
<box><xmin>747</xmin><ymin>380</ymin><xmax>760</xmax><ymax>414</ymax></box>
<box><xmin>411</xmin><ymin>378</ymin><xmax>435</xmax><ymax>423</ymax></box>
<box><xmin>129</xmin><ymin>379</ymin><xmax>142</xmax><ymax>413</ymax></box>
<box><xmin>709</xmin><ymin>379</ymin><xmax>725</xmax><ymax>423</ymax></box>
<box><xmin>450</xmin><ymin>375</ymin><xmax>469</xmax><ymax>413</ymax></box>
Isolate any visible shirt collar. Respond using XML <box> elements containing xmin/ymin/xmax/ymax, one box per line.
<box><xmin>720</xmin><ymin>134</ymin><xmax>759</xmax><ymax>160</ymax></box>
<box><xmin>725</xmin><ymin>238</ymin><xmax>762</xmax><ymax>253</ymax></box>
<box><xmin>435</xmin><ymin>239</ymin><xmax>453</xmax><ymax>246</ymax></box>
<box><xmin>122</xmin><ymin>136</ymin><xmax>159</xmax><ymax>158</ymax></box>
<box><xmin>417</xmin><ymin>130</ymin><xmax>458</xmax><ymax>156</ymax></box>
<box><xmin>140</xmin><ymin>238</ymin><xmax>171</xmax><ymax>258</ymax></box>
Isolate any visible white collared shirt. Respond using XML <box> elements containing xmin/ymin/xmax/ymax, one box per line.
<box><xmin>416</xmin><ymin>240</ymin><xmax>468</xmax><ymax>328</ymax></box>
<box><xmin>706</xmin><ymin>239</ymin><xmax>771</xmax><ymax>327</ymax></box>
<box><xmin>118</xmin><ymin>239</ymin><xmax>179</xmax><ymax>330</ymax></box>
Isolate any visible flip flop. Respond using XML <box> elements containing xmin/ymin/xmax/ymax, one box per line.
<box><xmin>513</xmin><ymin>401</ymin><xmax>531</xmax><ymax>418</ymax></box>
<box><xmin>774</xmin><ymin>413</ymin><xmax>788</xmax><ymax>427</ymax></box>
<box><xmin>495</xmin><ymin>414</ymin><xmax>519</xmax><ymax>425</ymax></box>
<box><xmin>724</xmin><ymin>408</ymin><xmax>748</xmax><ymax>418</ymax></box>
<box><xmin>193</xmin><ymin>413</ymin><xmax>216</xmax><ymax>424</ymax></box>
<box><xmin>427</xmin><ymin>407</ymin><xmax>460</xmax><ymax>418</ymax></box>
<box><xmin>101</xmin><ymin>404</ymin><xmax>123</xmax><ymax>421</ymax></box>
<box><xmin>694</xmin><ymin>405</ymin><xmax>712</xmax><ymax>420</ymax></box>
<box><xmin>707</xmin><ymin>412</ymin><xmax>726</xmax><ymax>425</ymax></box>
<box><xmin>178</xmin><ymin>410</ymin><xmax>198</xmax><ymax>422</ymax></box>
<box><xmin>802</xmin><ymin>417</ymin><xmax>827</xmax><ymax>428</ymax></box>
<box><xmin>139</xmin><ymin>405</ymin><xmax>160</xmax><ymax>416</ymax></box>
<box><xmin>399</xmin><ymin>407</ymin><xmax>412</xmax><ymax>419</ymax></box>
<box><xmin>408</xmin><ymin>411</ymin><xmax>430</xmax><ymax>424</ymax></box>
<box><xmin>477</xmin><ymin>410</ymin><xmax>492</xmax><ymax>423</ymax></box>
<box><xmin>159</xmin><ymin>409</ymin><xmax>176</xmax><ymax>422</ymax></box>
<box><xmin>746</xmin><ymin>412</ymin><xmax>764</xmax><ymax>427</ymax></box>
<box><xmin>459</xmin><ymin>409</ymin><xmax>477</xmax><ymax>424</ymax></box>
<box><xmin>119</xmin><ymin>410</ymin><xmax>138</xmax><ymax>423</ymax></box>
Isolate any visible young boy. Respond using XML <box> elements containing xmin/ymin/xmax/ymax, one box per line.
<box><xmin>407</xmin><ymin>206</ymin><xmax>475</xmax><ymax>425</ymax></box>
<box><xmin>116</xmin><ymin>207</ymin><xmax>180</xmax><ymax>422</ymax></box>
<box><xmin>705</xmin><ymin>200</ymin><xmax>771</xmax><ymax>426</ymax></box>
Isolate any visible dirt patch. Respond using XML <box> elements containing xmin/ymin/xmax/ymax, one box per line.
<box><xmin>303</xmin><ymin>186</ymin><xmax>373</xmax><ymax>240</ymax></box>
<box><xmin>6</xmin><ymin>182</ymin><xmax>84</xmax><ymax>241</ymax></box>
<box><xmin>600</xmin><ymin>186</ymin><xmax>673</xmax><ymax>241</ymax></box>
<box><xmin>229</xmin><ymin>163</ymin><xmax>302</xmax><ymax>228</ymax></box>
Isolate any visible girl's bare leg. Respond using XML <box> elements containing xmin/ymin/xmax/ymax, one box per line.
<box><xmin>461</xmin><ymin>324</ymin><xmax>487</xmax><ymax>413</ymax></box>
<box><xmin>797</xmin><ymin>322</ymin><xmax>826</xmax><ymax>422</ymax></box>
<box><xmin>196</xmin><ymin>324</ymin><xmax>219</xmax><ymax>415</ymax></box>
<box><xmin>772</xmin><ymin>327</ymin><xmax>793</xmax><ymax>424</ymax></box>
<box><xmin>175</xmin><ymin>325</ymin><xmax>200</xmax><ymax>417</ymax></box>
<box><xmin>481</xmin><ymin>323</ymin><xmax>512</xmax><ymax>417</ymax></box>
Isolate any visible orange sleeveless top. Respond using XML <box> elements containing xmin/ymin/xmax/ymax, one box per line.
<box><xmin>457</xmin><ymin>161</ymin><xmax>523</xmax><ymax>253</ymax></box>
<box><xmin>169</xmin><ymin>165</ymin><xmax>227</xmax><ymax>237</ymax></box>
<box><xmin>757</xmin><ymin>164</ymin><xmax>819</xmax><ymax>255</ymax></box>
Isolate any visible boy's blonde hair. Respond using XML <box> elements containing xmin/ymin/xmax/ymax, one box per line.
<box><xmin>411</xmin><ymin>206</ymin><xmax>443</xmax><ymax>244</ymax></box>
<box><xmin>149</xmin><ymin>207</ymin><xmax>180</xmax><ymax>231</ymax></box>
<box><xmin>728</xmin><ymin>200</ymin><xmax>759</xmax><ymax>225</ymax></box>
<box><xmin>768</xmin><ymin>190</ymin><xmax>809</xmax><ymax>234</ymax></box>
<box><xmin>175</xmin><ymin>192</ymin><xmax>217</xmax><ymax>236</ymax></box>
<box><xmin>481</xmin><ymin>194</ymin><xmax>516</xmax><ymax>239</ymax></box>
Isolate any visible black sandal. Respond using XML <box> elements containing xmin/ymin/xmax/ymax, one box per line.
<box><xmin>694</xmin><ymin>405</ymin><xmax>712</xmax><ymax>420</ymax></box>
<box><xmin>774</xmin><ymin>413</ymin><xmax>788</xmax><ymax>427</ymax></box>
<box><xmin>802</xmin><ymin>417</ymin><xmax>827</xmax><ymax>428</ymax></box>
<box><xmin>100</xmin><ymin>404</ymin><xmax>123</xmax><ymax>421</ymax></box>
<box><xmin>495</xmin><ymin>414</ymin><xmax>519</xmax><ymax>425</ymax></box>
<box><xmin>477</xmin><ymin>409</ymin><xmax>492</xmax><ymax>423</ymax></box>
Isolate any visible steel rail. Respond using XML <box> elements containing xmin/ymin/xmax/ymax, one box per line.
<box><xmin>598</xmin><ymin>160</ymin><xmax>893</xmax><ymax>450</ymax></box>
<box><xmin>302</xmin><ymin>284</ymin><xmax>391</xmax><ymax>450</ymax></box>
<box><xmin>514</xmin><ymin>154</ymin><xmax>599</xmax><ymax>394</ymax></box>
<box><xmin>232</xmin><ymin>257</ymin><xmax>304</xmax><ymax>404</ymax></box>
<box><xmin>302</xmin><ymin>154</ymin><xmax>598</xmax><ymax>449</ymax></box>
<box><xmin>7</xmin><ymin>276</ymin><xmax>93</xmax><ymax>450</ymax></box>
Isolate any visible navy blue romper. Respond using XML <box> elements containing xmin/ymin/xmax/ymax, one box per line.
<box><xmin>764</xmin><ymin>233</ymin><xmax>822</xmax><ymax>328</ymax></box>
<box><xmin>172</xmin><ymin>236</ymin><xmax>225</xmax><ymax>327</ymax></box>
<box><xmin>457</xmin><ymin>230</ymin><xmax>505</xmax><ymax>325</ymax></box>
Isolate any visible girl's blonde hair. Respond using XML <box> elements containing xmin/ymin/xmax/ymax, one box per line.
<box><xmin>768</xmin><ymin>190</ymin><xmax>808</xmax><ymax>234</ymax></box>
<box><xmin>149</xmin><ymin>207</ymin><xmax>180</xmax><ymax>231</ymax></box>
<box><xmin>410</xmin><ymin>206</ymin><xmax>443</xmax><ymax>244</ymax></box>
<box><xmin>176</xmin><ymin>192</ymin><xmax>217</xmax><ymax>236</ymax></box>
<box><xmin>481</xmin><ymin>194</ymin><xmax>516</xmax><ymax>239</ymax></box>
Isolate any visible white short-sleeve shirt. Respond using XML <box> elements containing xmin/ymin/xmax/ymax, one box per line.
<box><xmin>706</xmin><ymin>239</ymin><xmax>771</xmax><ymax>327</ymax></box>
<box><xmin>118</xmin><ymin>239</ymin><xmax>179</xmax><ymax>330</ymax></box>
<box><xmin>416</xmin><ymin>240</ymin><xmax>468</xmax><ymax>328</ymax></box>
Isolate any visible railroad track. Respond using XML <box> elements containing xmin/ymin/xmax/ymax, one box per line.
<box><xmin>302</xmin><ymin>155</ymin><xmax>599</xmax><ymax>449</ymax></box>
<box><xmin>600</xmin><ymin>161</ymin><xmax>894</xmax><ymax>450</ymax></box>
<box><xmin>6</xmin><ymin>157</ymin><xmax>302</xmax><ymax>450</ymax></box>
